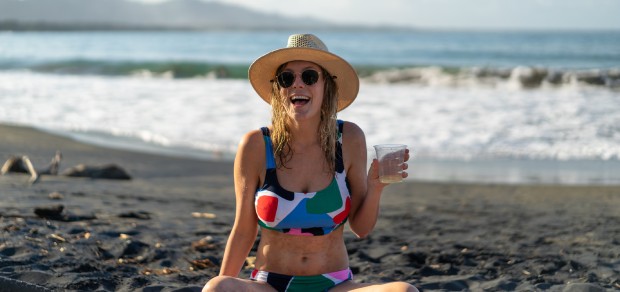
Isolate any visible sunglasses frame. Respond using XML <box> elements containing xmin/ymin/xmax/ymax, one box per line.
<box><xmin>276</xmin><ymin>69</ymin><xmax>321</xmax><ymax>88</ymax></box>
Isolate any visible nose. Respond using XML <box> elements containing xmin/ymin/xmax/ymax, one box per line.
<box><xmin>291</xmin><ymin>72</ymin><xmax>305</xmax><ymax>88</ymax></box>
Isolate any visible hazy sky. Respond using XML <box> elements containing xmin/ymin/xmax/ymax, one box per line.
<box><xmin>135</xmin><ymin>0</ymin><xmax>620</xmax><ymax>30</ymax></box>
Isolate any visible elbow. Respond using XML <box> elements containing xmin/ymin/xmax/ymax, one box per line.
<box><xmin>348</xmin><ymin>214</ymin><xmax>377</xmax><ymax>239</ymax></box>
<box><xmin>350</xmin><ymin>224</ymin><xmax>373</xmax><ymax>239</ymax></box>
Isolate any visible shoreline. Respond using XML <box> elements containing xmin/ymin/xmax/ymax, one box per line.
<box><xmin>8</xmin><ymin>122</ymin><xmax>620</xmax><ymax>186</ymax></box>
<box><xmin>1</xmin><ymin>123</ymin><xmax>619</xmax><ymax>291</ymax></box>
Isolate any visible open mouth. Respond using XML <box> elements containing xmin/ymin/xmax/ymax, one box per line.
<box><xmin>290</xmin><ymin>96</ymin><xmax>310</xmax><ymax>106</ymax></box>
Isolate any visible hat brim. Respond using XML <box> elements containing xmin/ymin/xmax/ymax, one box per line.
<box><xmin>249</xmin><ymin>47</ymin><xmax>359</xmax><ymax>112</ymax></box>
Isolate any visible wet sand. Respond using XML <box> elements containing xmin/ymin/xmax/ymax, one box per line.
<box><xmin>1</xmin><ymin>124</ymin><xmax>619</xmax><ymax>291</ymax></box>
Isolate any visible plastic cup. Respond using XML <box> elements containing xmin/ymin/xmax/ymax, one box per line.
<box><xmin>373</xmin><ymin>144</ymin><xmax>407</xmax><ymax>183</ymax></box>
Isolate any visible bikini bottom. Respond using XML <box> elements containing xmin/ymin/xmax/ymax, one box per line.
<box><xmin>250</xmin><ymin>267</ymin><xmax>352</xmax><ymax>292</ymax></box>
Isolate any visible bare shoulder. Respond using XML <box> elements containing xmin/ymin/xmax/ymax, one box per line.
<box><xmin>235</xmin><ymin>128</ymin><xmax>266</xmax><ymax>172</ymax></box>
<box><xmin>238</xmin><ymin>128</ymin><xmax>265</xmax><ymax>149</ymax></box>
<box><xmin>341</xmin><ymin>121</ymin><xmax>366</xmax><ymax>146</ymax></box>
<box><xmin>341</xmin><ymin>121</ymin><xmax>367</xmax><ymax>173</ymax></box>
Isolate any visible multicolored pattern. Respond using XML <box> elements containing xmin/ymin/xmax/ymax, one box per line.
<box><xmin>250</xmin><ymin>268</ymin><xmax>353</xmax><ymax>292</ymax></box>
<box><xmin>255</xmin><ymin>120</ymin><xmax>351</xmax><ymax>236</ymax></box>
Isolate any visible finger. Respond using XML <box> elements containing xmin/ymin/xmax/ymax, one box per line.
<box><xmin>402</xmin><ymin>162</ymin><xmax>408</xmax><ymax>170</ymax></box>
<box><xmin>368</xmin><ymin>159</ymin><xmax>380</xmax><ymax>178</ymax></box>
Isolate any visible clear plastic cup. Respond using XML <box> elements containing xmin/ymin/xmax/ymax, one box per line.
<box><xmin>373</xmin><ymin>144</ymin><xmax>407</xmax><ymax>183</ymax></box>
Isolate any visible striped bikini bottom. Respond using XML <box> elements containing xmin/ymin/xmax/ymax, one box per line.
<box><xmin>250</xmin><ymin>268</ymin><xmax>352</xmax><ymax>292</ymax></box>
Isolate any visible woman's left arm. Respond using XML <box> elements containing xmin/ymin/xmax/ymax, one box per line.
<box><xmin>344</xmin><ymin>122</ymin><xmax>409</xmax><ymax>238</ymax></box>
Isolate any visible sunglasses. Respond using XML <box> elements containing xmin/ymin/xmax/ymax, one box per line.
<box><xmin>276</xmin><ymin>69</ymin><xmax>320</xmax><ymax>88</ymax></box>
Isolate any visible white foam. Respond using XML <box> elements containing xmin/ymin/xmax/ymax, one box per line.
<box><xmin>1</xmin><ymin>71</ymin><xmax>619</xmax><ymax>164</ymax></box>
<box><xmin>363</xmin><ymin>66</ymin><xmax>620</xmax><ymax>90</ymax></box>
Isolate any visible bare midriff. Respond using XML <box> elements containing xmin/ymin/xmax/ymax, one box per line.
<box><xmin>254</xmin><ymin>226</ymin><xmax>350</xmax><ymax>276</ymax></box>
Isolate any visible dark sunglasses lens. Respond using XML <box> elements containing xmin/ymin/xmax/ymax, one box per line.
<box><xmin>302</xmin><ymin>70</ymin><xmax>319</xmax><ymax>85</ymax></box>
<box><xmin>277</xmin><ymin>70</ymin><xmax>319</xmax><ymax>88</ymax></box>
<box><xmin>277</xmin><ymin>72</ymin><xmax>295</xmax><ymax>88</ymax></box>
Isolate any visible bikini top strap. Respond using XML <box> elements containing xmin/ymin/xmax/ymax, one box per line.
<box><xmin>260</xmin><ymin>127</ymin><xmax>277</xmax><ymax>169</ymax></box>
<box><xmin>335</xmin><ymin>120</ymin><xmax>345</xmax><ymax>173</ymax></box>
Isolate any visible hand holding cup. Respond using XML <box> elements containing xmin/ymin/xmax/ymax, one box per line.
<box><xmin>373</xmin><ymin>144</ymin><xmax>408</xmax><ymax>183</ymax></box>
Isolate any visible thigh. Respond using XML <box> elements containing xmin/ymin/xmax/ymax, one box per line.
<box><xmin>330</xmin><ymin>280</ymin><xmax>418</xmax><ymax>292</ymax></box>
<box><xmin>203</xmin><ymin>275</ymin><xmax>277</xmax><ymax>292</ymax></box>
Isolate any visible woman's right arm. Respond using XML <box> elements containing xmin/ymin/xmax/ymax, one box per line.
<box><xmin>218</xmin><ymin>130</ymin><xmax>264</xmax><ymax>276</ymax></box>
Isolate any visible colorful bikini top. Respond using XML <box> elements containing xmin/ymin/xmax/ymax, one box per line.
<box><xmin>254</xmin><ymin>120</ymin><xmax>351</xmax><ymax>236</ymax></box>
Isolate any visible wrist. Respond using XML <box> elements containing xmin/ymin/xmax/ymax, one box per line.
<box><xmin>367</xmin><ymin>181</ymin><xmax>385</xmax><ymax>196</ymax></box>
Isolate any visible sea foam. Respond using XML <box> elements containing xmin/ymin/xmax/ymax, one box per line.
<box><xmin>1</xmin><ymin>71</ymin><xmax>619</xmax><ymax>184</ymax></box>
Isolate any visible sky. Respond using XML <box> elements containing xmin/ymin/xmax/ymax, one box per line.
<box><xmin>134</xmin><ymin>0</ymin><xmax>620</xmax><ymax>31</ymax></box>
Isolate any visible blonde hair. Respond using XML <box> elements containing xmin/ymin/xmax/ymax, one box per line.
<box><xmin>270</xmin><ymin>64</ymin><xmax>339</xmax><ymax>173</ymax></box>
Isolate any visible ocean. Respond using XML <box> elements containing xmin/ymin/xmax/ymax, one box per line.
<box><xmin>1</xmin><ymin>30</ymin><xmax>619</xmax><ymax>185</ymax></box>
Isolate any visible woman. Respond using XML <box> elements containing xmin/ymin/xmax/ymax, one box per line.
<box><xmin>204</xmin><ymin>34</ymin><xmax>416</xmax><ymax>292</ymax></box>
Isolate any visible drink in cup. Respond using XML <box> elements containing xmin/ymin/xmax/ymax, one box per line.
<box><xmin>373</xmin><ymin>144</ymin><xmax>407</xmax><ymax>183</ymax></box>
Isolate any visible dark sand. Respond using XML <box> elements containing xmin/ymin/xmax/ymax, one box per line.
<box><xmin>1</xmin><ymin>124</ymin><xmax>619</xmax><ymax>291</ymax></box>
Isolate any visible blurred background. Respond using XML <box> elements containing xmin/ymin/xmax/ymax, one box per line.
<box><xmin>1</xmin><ymin>0</ymin><xmax>619</xmax><ymax>184</ymax></box>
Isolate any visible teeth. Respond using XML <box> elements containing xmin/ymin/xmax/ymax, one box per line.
<box><xmin>291</xmin><ymin>96</ymin><xmax>310</xmax><ymax>101</ymax></box>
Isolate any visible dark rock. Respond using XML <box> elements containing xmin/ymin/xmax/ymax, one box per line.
<box><xmin>0</xmin><ymin>246</ymin><xmax>17</xmax><ymax>257</ymax></box>
<box><xmin>34</xmin><ymin>205</ymin><xmax>64</xmax><ymax>219</ymax></box>
<box><xmin>121</xmin><ymin>240</ymin><xmax>150</xmax><ymax>260</ymax></box>
<box><xmin>403</xmin><ymin>251</ymin><xmax>427</xmax><ymax>266</ymax></box>
<box><xmin>62</xmin><ymin>164</ymin><xmax>131</xmax><ymax>180</ymax></box>
<box><xmin>118</xmin><ymin>211</ymin><xmax>151</xmax><ymax>220</ymax></box>
<box><xmin>418</xmin><ymin>266</ymin><xmax>443</xmax><ymax>276</ymax></box>
<box><xmin>535</xmin><ymin>282</ymin><xmax>554</xmax><ymax>289</ymax></box>
<box><xmin>33</xmin><ymin>205</ymin><xmax>95</xmax><ymax>222</ymax></box>
<box><xmin>71</xmin><ymin>262</ymin><xmax>101</xmax><ymax>273</ymax></box>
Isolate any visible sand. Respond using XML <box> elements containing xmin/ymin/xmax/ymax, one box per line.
<box><xmin>0</xmin><ymin>123</ymin><xmax>619</xmax><ymax>292</ymax></box>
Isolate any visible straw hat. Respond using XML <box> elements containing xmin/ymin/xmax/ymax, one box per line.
<box><xmin>249</xmin><ymin>34</ymin><xmax>359</xmax><ymax>112</ymax></box>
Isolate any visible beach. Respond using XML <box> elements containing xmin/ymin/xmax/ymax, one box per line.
<box><xmin>1</xmin><ymin>123</ymin><xmax>619</xmax><ymax>291</ymax></box>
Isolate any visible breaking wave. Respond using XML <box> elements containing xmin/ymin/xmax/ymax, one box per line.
<box><xmin>1</xmin><ymin>59</ymin><xmax>619</xmax><ymax>90</ymax></box>
<box><xmin>361</xmin><ymin>66</ymin><xmax>620</xmax><ymax>90</ymax></box>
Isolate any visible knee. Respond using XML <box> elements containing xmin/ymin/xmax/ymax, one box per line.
<box><xmin>386</xmin><ymin>281</ymin><xmax>419</xmax><ymax>292</ymax></box>
<box><xmin>406</xmin><ymin>283</ymin><xmax>420</xmax><ymax>292</ymax></box>
<box><xmin>202</xmin><ymin>275</ymin><xmax>237</xmax><ymax>292</ymax></box>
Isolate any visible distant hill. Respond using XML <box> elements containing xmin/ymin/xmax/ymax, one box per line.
<box><xmin>0</xmin><ymin>0</ymin><xmax>338</xmax><ymax>30</ymax></box>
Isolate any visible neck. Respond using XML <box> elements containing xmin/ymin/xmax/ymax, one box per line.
<box><xmin>287</xmin><ymin>117</ymin><xmax>321</xmax><ymax>147</ymax></box>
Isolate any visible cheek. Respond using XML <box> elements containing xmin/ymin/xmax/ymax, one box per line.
<box><xmin>313</xmin><ymin>85</ymin><xmax>325</xmax><ymax>103</ymax></box>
